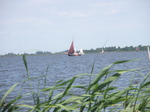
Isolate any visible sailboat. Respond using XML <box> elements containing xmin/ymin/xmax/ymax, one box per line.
<box><xmin>79</xmin><ymin>48</ymin><xmax>85</xmax><ymax>55</ymax></box>
<box><xmin>147</xmin><ymin>46</ymin><xmax>150</xmax><ymax>60</ymax></box>
<box><xmin>100</xmin><ymin>48</ymin><xmax>104</xmax><ymax>53</ymax></box>
<box><xmin>136</xmin><ymin>47</ymin><xmax>140</xmax><ymax>52</ymax></box>
<box><xmin>68</xmin><ymin>40</ymin><xmax>81</xmax><ymax>56</ymax></box>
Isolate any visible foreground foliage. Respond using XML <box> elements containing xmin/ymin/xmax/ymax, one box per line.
<box><xmin>0</xmin><ymin>55</ymin><xmax>150</xmax><ymax>112</ymax></box>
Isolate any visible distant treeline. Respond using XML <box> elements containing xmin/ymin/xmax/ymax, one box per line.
<box><xmin>2</xmin><ymin>51</ymin><xmax>52</xmax><ymax>56</ymax></box>
<box><xmin>2</xmin><ymin>45</ymin><xmax>149</xmax><ymax>56</ymax></box>
<box><xmin>84</xmin><ymin>45</ymin><xmax>149</xmax><ymax>53</ymax></box>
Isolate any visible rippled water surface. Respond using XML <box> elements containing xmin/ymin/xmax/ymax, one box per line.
<box><xmin>0</xmin><ymin>51</ymin><xmax>150</xmax><ymax>103</ymax></box>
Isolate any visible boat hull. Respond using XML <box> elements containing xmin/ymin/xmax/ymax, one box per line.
<box><xmin>68</xmin><ymin>53</ymin><xmax>81</xmax><ymax>56</ymax></box>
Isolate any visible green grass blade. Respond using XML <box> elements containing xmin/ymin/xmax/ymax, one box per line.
<box><xmin>42</xmin><ymin>78</ymin><xmax>75</xmax><ymax>92</ymax></box>
<box><xmin>56</xmin><ymin>104</ymin><xmax>78</xmax><ymax>111</ymax></box>
<box><xmin>62</xmin><ymin>96</ymin><xmax>83</xmax><ymax>105</ymax></box>
<box><xmin>0</xmin><ymin>83</ymin><xmax>18</xmax><ymax>108</ymax></box>
<box><xmin>2</xmin><ymin>95</ymin><xmax>21</xmax><ymax>112</ymax></box>
<box><xmin>87</xmin><ymin>64</ymin><xmax>112</xmax><ymax>92</ymax></box>
<box><xmin>133</xmin><ymin>72</ymin><xmax>150</xmax><ymax>111</ymax></box>
<box><xmin>87</xmin><ymin>59</ymin><xmax>139</xmax><ymax>92</ymax></box>
<box><xmin>137</xmin><ymin>96</ymin><xmax>149</xmax><ymax>111</ymax></box>
<box><xmin>62</xmin><ymin>77</ymin><xmax>76</xmax><ymax>98</ymax></box>
<box><xmin>17</xmin><ymin>104</ymin><xmax>34</xmax><ymax>109</ymax></box>
<box><xmin>23</xmin><ymin>54</ymin><xmax>28</xmax><ymax>75</ymax></box>
<box><xmin>113</xmin><ymin>59</ymin><xmax>139</xmax><ymax>64</ymax></box>
<box><xmin>141</xmin><ymin>80</ymin><xmax>150</xmax><ymax>88</ymax></box>
<box><xmin>52</xmin><ymin>77</ymin><xmax>77</xmax><ymax>111</ymax></box>
<box><xmin>92</xmin><ymin>73</ymin><xmax>121</xmax><ymax>94</ymax></box>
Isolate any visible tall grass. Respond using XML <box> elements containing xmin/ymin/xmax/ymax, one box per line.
<box><xmin>0</xmin><ymin>54</ymin><xmax>150</xmax><ymax>112</ymax></box>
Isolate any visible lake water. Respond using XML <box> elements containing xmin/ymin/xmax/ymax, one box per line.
<box><xmin>0</xmin><ymin>51</ymin><xmax>150</xmax><ymax>104</ymax></box>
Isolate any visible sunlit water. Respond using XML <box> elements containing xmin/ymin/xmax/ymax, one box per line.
<box><xmin>0</xmin><ymin>51</ymin><xmax>150</xmax><ymax>105</ymax></box>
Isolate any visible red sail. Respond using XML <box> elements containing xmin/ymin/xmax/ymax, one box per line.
<box><xmin>68</xmin><ymin>41</ymin><xmax>75</xmax><ymax>54</ymax></box>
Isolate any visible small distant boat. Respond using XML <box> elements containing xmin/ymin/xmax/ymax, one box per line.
<box><xmin>136</xmin><ymin>47</ymin><xmax>140</xmax><ymax>52</ymax></box>
<box><xmin>79</xmin><ymin>48</ymin><xmax>85</xmax><ymax>55</ymax></box>
<box><xmin>100</xmin><ymin>48</ymin><xmax>105</xmax><ymax>53</ymax></box>
<box><xmin>68</xmin><ymin>40</ymin><xmax>81</xmax><ymax>56</ymax></box>
<box><xmin>147</xmin><ymin>46</ymin><xmax>150</xmax><ymax>60</ymax></box>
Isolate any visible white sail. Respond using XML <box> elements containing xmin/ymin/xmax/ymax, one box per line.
<box><xmin>74</xmin><ymin>48</ymin><xmax>77</xmax><ymax>53</ymax></box>
<box><xmin>79</xmin><ymin>48</ymin><xmax>85</xmax><ymax>55</ymax></box>
<box><xmin>102</xmin><ymin>49</ymin><xmax>104</xmax><ymax>53</ymax></box>
<box><xmin>100</xmin><ymin>48</ymin><xmax>104</xmax><ymax>53</ymax></box>
<box><xmin>147</xmin><ymin>46</ymin><xmax>150</xmax><ymax>60</ymax></box>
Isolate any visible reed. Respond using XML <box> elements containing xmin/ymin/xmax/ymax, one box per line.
<box><xmin>0</xmin><ymin>54</ymin><xmax>150</xmax><ymax>112</ymax></box>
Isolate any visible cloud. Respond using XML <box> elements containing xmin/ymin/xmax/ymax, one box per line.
<box><xmin>0</xmin><ymin>17</ymin><xmax>55</xmax><ymax>27</ymax></box>
<box><xmin>42</xmin><ymin>8</ymin><xmax>91</xmax><ymax>18</ymax></box>
<box><xmin>101</xmin><ymin>9</ymin><xmax>120</xmax><ymax>16</ymax></box>
<box><xmin>42</xmin><ymin>1</ymin><xmax>121</xmax><ymax>18</ymax></box>
<box><xmin>25</xmin><ymin>0</ymin><xmax>51</xmax><ymax>5</ymax></box>
<box><xmin>70</xmin><ymin>11</ymin><xmax>96</xmax><ymax>17</ymax></box>
<box><xmin>92</xmin><ymin>2</ymin><xmax>116</xmax><ymax>7</ymax></box>
<box><xmin>10</xmin><ymin>34</ymin><xmax>15</xmax><ymax>38</ymax></box>
<box><xmin>0</xmin><ymin>31</ymin><xmax>16</xmax><ymax>39</ymax></box>
<box><xmin>90</xmin><ymin>1</ymin><xmax>125</xmax><ymax>16</ymax></box>
<box><xmin>55</xmin><ymin>10</ymin><xmax>94</xmax><ymax>18</ymax></box>
<box><xmin>45</xmin><ymin>7</ymin><xmax>97</xmax><ymax>18</ymax></box>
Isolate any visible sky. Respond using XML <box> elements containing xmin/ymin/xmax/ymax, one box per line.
<box><xmin>0</xmin><ymin>0</ymin><xmax>150</xmax><ymax>55</ymax></box>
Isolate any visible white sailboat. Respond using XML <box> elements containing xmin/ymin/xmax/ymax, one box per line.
<box><xmin>100</xmin><ymin>48</ymin><xmax>104</xmax><ymax>53</ymax></box>
<box><xmin>79</xmin><ymin>48</ymin><xmax>85</xmax><ymax>55</ymax></box>
<box><xmin>147</xmin><ymin>46</ymin><xmax>150</xmax><ymax>60</ymax></box>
